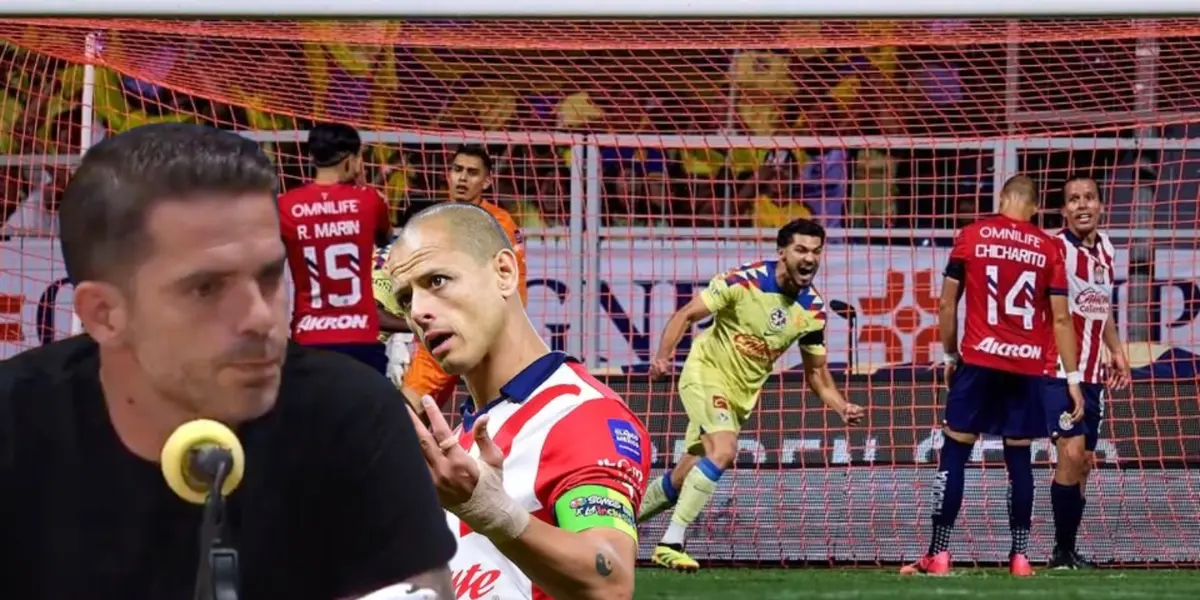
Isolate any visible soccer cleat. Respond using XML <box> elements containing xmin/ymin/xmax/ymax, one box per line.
<box><xmin>1048</xmin><ymin>545</ymin><xmax>1077</xmax><ymax>570</ymax></box>
<box><xmin>650</xmin><ymin>544</ymin><xmax>700</xmax><ymax>573</ymax></box>
<box><xmin>1070</xmin><ymin>550</ymin><xmax>1098</xmax><ymax>569</ymax></box>
<box><xmin>899</xmin><ymin>551</ymin><xmax>951</xmax><ymax>576</ymax></box>
<box><xmin>1009</xmin><ymin>553</ymin><xmax>1035</xmax><ymax>577</ymax></box>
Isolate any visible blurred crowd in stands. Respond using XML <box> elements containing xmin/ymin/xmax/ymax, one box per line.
<box><xmin>1</xmin><ymin>25</ymin><xmax>1199</xmax><ymax>238</ymax></box>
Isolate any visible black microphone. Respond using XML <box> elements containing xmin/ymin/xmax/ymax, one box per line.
<box><xmin>161</xmin><ymin>420</ymin><xmax>246</xmax><ymax>600</ymax></box>
<box><xmin>187</xmin><ymin>445</ymin><xmax>236</xmax><ymax>491</ymax></box>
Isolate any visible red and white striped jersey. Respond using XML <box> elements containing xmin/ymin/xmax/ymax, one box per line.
<box><xmin>1045</xmin><ymin>229</ymin><xmax>1116</xmax><ymax>383</ymax></box>
<box><xmin>445</xmin><ymin>352</ymin><xmax>651</xmax><ymax>600</ymax></box>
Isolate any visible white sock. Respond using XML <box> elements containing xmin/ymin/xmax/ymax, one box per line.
<box><xmin>662</xmin><ymin>521</ymin><xmax>687</xmax><ymax>546</ymax></box>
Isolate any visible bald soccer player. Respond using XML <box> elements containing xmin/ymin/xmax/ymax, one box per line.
<box><xmin>387</xmin><ymin>203</ymin><xmax>648</xmax><ymax>600</ymax></box>
<box><xmin>400</xmin><ymin>145</ymin><xmax>528</xmax><ymax>411</ymax></box>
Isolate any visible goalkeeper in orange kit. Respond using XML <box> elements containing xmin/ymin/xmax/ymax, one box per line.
<box><xmin>400</xmin><ymin>145</ymin><xmax>528</xmax><ymax>411</ymax></box>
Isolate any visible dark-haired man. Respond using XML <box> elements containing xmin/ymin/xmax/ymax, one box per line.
<box><xmin>400</xmin><ymin>145</ymin><xmax>528</xmax><ymax>411</ymax></box>
<box><xmin>1043</xmin><ymin>174</ymin><xmax>1130</xmax><ymax>569</ymax></box>
<box><xmin>278</xmin><ymin>122</ymin><xmax>393</xmax><ymax>373</ymax></box>
<box><xmin>0</xmin><ymin>123</ymin><xmax>454</xmax><ymax>599</ymax></box>
<box><xmin>637</xmin><ymin>218</ymin><xmax>866</xmax><ymax>572</ymax></box>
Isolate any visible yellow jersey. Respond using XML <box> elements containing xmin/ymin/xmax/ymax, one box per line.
<box><xmin>372</xmin><ymin>244</ymin><xmax>403</xmax><ymax>343</ymax></box>
<box><xmin>686</xmin><ymin>260</ymin><xmax>827</xmax><ymax>397</ymax></box>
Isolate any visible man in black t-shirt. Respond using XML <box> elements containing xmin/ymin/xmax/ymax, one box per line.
<box><xmin>0</xmin><ymin>123</ymin><xmax>455</xmax><ymax>600</ymax></box>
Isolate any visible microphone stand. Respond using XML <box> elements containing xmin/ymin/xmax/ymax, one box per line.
<box><xmin>191</xmin><ymin>452</ymin><xmax>240</xmax><ymax>600</ymax></box>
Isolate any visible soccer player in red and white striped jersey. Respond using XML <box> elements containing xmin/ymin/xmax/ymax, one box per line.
<box><xmin>1042</xmin><ymin>174</ymin><xmax>1131</xmax><ymax>570</ymax></box>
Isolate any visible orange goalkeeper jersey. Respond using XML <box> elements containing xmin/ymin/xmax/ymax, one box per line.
<box><xmin>403</xmin><ymin>200</ymin><xmax>528</xmax><ymax>404</ymax></box>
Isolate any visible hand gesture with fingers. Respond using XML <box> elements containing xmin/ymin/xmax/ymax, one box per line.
<box><xmin>408</xmin><ymin>395</ymin><xmax>530</xmax><ymax>542</ymax></box>
<box><xmin>408</xmin><ymin>395</ymin><xmax>504</xmax><ymax>506</ymax></box>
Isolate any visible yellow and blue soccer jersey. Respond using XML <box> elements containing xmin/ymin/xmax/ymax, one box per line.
<box><xmin>372</xmin><ymin>244</ymin><xmax>403</xmax><ymax>343</ymax></box>
<box><xmin>685</xmin><ymin>259</ymin><xmax>827</xmax><ymax>398</ymax></box>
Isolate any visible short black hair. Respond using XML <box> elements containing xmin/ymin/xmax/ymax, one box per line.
<box><xmin>308</xmin><ymin>123</ymin><xmax>362</xmax><ymax>168</ymax></box>
<box><xmin>452</xmin><ymin>145</ymin><xmax>493</xmax><ymax>173</ymax></box>
<box><xmin>1063</xmin><ymin>172</ymin><xmax>1102</xmax><ymax>201</ymax></box>
<box><xmin>777</xmin><ymin>218</ymin><xmax>826</xmax><ymax>248</ymax></box>
<box><xmin>60</xmin><ymin>123</ymin><xmax>276</xmax><ymax>286</ymax></box>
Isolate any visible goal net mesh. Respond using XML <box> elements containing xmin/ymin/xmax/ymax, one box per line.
<box><xmin>1</xmin><ymin>18</ymin><xmax>1198</xmax><ymax>565</ymax></box>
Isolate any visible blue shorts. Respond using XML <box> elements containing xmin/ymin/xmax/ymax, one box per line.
<box><xmin>310</xmin><ymin>342</ymin><xmax>388</xmax><ymax>375</ymax></box>
<box><xmin>1042</xmin><ymin>379</ymin><xmax>1105</xmax><ymax>451</ymax></box>
<box><xmin>943</xmin><ymin>363</ymin><xmax>1046</xmax><ymax>439</ymax></box>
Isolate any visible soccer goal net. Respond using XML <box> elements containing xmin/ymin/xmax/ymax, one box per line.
<box><xmin>0</xmin><ymin>17</ymin><xmax>1197</xmax><ymax>565</ymax></box>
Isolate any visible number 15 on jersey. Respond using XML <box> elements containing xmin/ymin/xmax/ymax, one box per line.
<box><xmin>302</xmin><ymin>243</ymin><xmax>362</xmax><ymax>309</ymax></box>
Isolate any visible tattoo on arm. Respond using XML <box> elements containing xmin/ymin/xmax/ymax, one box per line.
<box><xmin>594</xmin><ymin>552</ymin><xmax>613</xmax><ymax>577</ymax></box>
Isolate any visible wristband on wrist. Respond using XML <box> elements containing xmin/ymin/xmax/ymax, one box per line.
<box><xmin>943</xmin><ymin>353</ymin><xmax>960</xmax><ymax>365</ymax></box>
<box><xmin>1066</xmin><ymin>371</ymin><xmax>1083</xmax><ymax>385</ymax></box>
<box><xmin>448</xmin><ymin>458</ymin><xmax>531</xmax><ymax>543</ymax></box>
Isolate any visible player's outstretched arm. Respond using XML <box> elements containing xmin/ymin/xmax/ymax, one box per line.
<box><xmin>649</xmin><ymin>294</ymin><xmax>713</xmax><ymax>377</ymax></box>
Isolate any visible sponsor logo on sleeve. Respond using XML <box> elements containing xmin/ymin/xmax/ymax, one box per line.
<box><xmin>607</xmin><ymin>418</ymin><xmax>643</xmax><ymax>463</ymax></box>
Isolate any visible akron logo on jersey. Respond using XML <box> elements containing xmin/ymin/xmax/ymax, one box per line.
<box><xmin>769</xmin><ymin>307</ymin><xmax>787</xmax><ymax>332</ymax></box>
<box><xmin>1059</xmin><ymin>412</ymin><xmax>1075</xmax><ymax>431</ymax></box>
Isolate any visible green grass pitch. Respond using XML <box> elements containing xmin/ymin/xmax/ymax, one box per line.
<box><xmin>634</xmin><ymin>568</ymin><xmax>1200</xmax><ymax>599</ymax></box>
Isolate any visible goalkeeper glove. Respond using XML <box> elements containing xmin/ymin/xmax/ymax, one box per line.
<box><xmin>385</xmin><ymin>333</ymin><xmax>413</xmax><ymax>388</ymax></box>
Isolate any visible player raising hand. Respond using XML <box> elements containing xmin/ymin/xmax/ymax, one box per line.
<box><xmin>639</xmin><ymin>218</ymin><xmax>865</xmax><ymax>573</ymax></box>
<box><xmin>903</xmin><ymin>175</ymin><xmax>1083</xmax><ymax>578</ymax></box>
<box><xmin>389</xmin><ymin>203</ymin><xmax>646</xmax><ymax>600</ymax></box>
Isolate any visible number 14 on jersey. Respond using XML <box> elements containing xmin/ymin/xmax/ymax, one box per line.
<box><xmin>985</xmin><ymin>265</ymin><xmax>1037</xmax><ymax>331</ymax></box>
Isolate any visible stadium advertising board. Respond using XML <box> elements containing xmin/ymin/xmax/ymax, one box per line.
<box><xmin>3</xmin><ymin>237</ymin><xmax>1200</xmax><ymax>369</ymax></box>
<box><xmin>601</xmin><ymin>376</ymin><xmax>1200</xmax><ymax>468</ymax></box>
